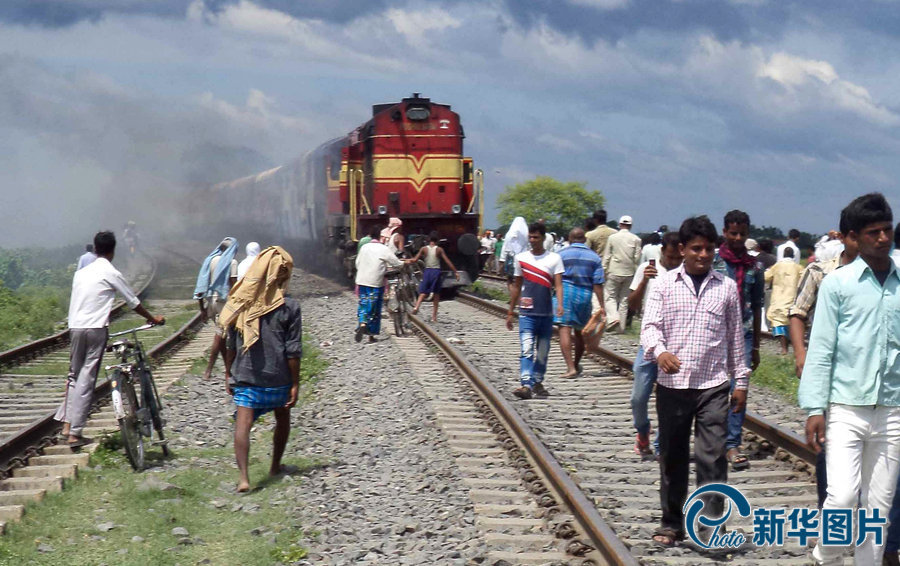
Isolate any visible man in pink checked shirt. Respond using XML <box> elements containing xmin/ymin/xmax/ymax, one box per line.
<box><xmin>639</xmin><ymin>215</ymin><xmax>751</xmax><ymax>548</ymax></box>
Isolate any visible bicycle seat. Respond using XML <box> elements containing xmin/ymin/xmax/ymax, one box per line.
<box><xmin>106</xmin><ymin>340</ymin><xmax>135</xmax><ymax>352</ymax></box>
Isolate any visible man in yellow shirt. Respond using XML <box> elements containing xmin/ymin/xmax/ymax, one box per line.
<box><xmin>764</xmin><ymin>247</ymin><xmax>804</xmax><ymax>355</ymax></box>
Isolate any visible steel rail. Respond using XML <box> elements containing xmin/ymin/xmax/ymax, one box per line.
<box><xmin>407</xmin><ymin>312</ymin><xmax>640</xmax><ymax>566</ymax></box>
<box><xmin>0</xmin><ymin>254</ymin><xmax>158</xmax><ymax>368</ymax></box>
<box><xmin>456</xmin><ymin>290</ymin><xmax>815</xmax><ymax>465</ymax></box>
<box><xmin>0</xmin><ymin>252</ymin><xmax>203</xmax><ymax>474</ymax></box>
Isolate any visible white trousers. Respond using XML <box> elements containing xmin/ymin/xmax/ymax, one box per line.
<box><xmin>813</xmin><ymin>404</ymin><xmax>900</xmax><ymax>566</ymax></box>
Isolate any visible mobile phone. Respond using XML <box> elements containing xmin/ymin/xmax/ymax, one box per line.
<box><xmin>649</xmin><ymin>259</ymin><xmax>656</xmax><ymax>267</ymax></box>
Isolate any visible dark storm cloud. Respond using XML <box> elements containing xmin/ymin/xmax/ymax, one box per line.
<box><xmin>0</xmin><ymin>1</ymin><xmax>190</xmax><ymax>28</ymax></box>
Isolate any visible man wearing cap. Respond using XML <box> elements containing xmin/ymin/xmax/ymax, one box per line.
<box><xmin>603</xmin><ymin>216</ymin><xmax>642</xmax><ymax>332</ymax></box>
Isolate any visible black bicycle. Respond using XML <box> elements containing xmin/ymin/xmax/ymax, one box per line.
<box><xmin>385</xmin><ymin>263</ymin><xmax>420</xmax><ymax>336</ymax></box>
<box><xmin>106</xmin><ymin>322</ymin><xmax>168</xmax><ymax>470</ymax></box>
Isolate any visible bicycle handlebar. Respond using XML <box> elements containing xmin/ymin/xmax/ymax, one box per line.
<box><xmin>108</xmin><ymin>321</ymin><xmax>164</xmax><ymax>338</ymax></box>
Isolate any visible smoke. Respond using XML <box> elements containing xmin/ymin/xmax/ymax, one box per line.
<box><xmin>0</xmin><ymin>54</ymin><xmax>311</xmax><ymax>247</ymax></box>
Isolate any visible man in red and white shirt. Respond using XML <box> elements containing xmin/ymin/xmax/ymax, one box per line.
<box><xmin>640</xmin><ymin>216</ymin><xmax>750</xmax><ymax>546</ymax></box>
<box><xmin>507</xmin><ymin>222</ymin><xmax>564</xmax><ymax>400</ymax></box>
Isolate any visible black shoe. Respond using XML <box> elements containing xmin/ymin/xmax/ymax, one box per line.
<box><xmin>532</xmin><ymin>383</ymin><xmax>549</xmax><ymax>398</ymax></box>
<box><xmin>355</xmin><ymin>324</ymin><xmax>367</xmax><ymax>343</ymax></box>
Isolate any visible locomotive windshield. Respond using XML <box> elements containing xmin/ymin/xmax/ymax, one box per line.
<box><xmin>406</xmin><ymin>106</ymin><xmax>430</xmax><ymax>121</ymax></box>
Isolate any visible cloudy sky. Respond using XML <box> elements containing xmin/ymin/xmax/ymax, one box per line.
<box><xmin>2</xmin><ymin>0</ymin><xmax>899</xmax><ymax>246</ymax></box>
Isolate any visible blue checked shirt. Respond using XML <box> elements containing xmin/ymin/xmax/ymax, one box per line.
<box><xmin>558</xmin><ymin>243</ymin><xmax>605</xmax><ymax>289</ymax></box>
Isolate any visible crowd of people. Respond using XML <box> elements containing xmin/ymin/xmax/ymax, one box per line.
<box><xmin>497</xmin><ymin>194</ymin><xmax>900</xmax><ymax>563</ymax></box>
<box><xmin>56</xmin><ymin>195</ymin><xmax>900</xmax><ymax>561</ymax></box>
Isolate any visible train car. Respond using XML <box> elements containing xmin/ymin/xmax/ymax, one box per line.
<box><xmin>190</xmin><ymin>94</ymin><xmax>484</xmax><ymax>285</ymax></box>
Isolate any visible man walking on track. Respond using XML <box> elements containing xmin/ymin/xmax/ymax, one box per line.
<box><xmin>800</xmin><ymin>193</ymin><xmax>900</xmax><ymax>566</ymax></box>
<box><xmin>507</xmin><ymin>222</ymin><xmax>564</xmax><ymax>400</ymax></box>
<box><xmin>628</xmin><ymin>231</ymin><xmax>682</xmax><ymax>459</ymax></box>
<box><xmin>55</xmin><ymin>231</ymin><xmax>164</xmax><ymax>448</ymax></box>
<box><xmin>221</xmin><ymin>246</ymin><xmax>301</xmax><ymax>493</ymax></box>
<box><xmin>712</xmin><ymin>209</ymin><xmax>763</xmax><ymax>472</ymax></box>
<box><xmin>194</xmin><ymin>237</ymin><xmax>239</xmax><ymax>380</ymax></box>
<box><xmin>641</xmin><ymin>216</ymin><xmax>749</xmax><ymax>547</ymax></box>
<box><xmin>603</xmin><ymin>215</ymin><xmax>642</xmax><ymax>332</ymax></box>
<box><xmin>410</xmin><ymin>231</ymin><xmax>460</xmax><ymax>322</ymax></box>
<box><xmin>553</xmin><ymin>227</ymin><xmax>604</xmax><ymax>379</ymax></box>
<box><xmin>355</xmin><ymin>226</ymin><xmax>407</xmax><ymax>342</ymax></box>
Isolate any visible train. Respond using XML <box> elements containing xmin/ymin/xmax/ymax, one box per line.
<box><xmin>189</xmin><ymin>94</ymin><xmax>484</xmax><ymax>286</ymax></box>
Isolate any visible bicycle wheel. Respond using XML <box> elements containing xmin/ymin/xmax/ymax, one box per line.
<box><xmin>116</xmin><ymin>374</ymin><xmax>145</xmax><ymax>470</ymax></box>
<box><xmin>141</xmin><ymin>369</ymin><xmax>170</xmax><ymax>457</ymax></box>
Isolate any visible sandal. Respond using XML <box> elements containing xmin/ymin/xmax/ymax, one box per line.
<box><xmin>652</xmin><ymin>527</ymin><xmax>682</xmax><ymax>547</ymax></box>
<box><xmin>67</xmin><ymin>436</ymin><xmax>93</xmax><ymax>449</ymax></box>
<box><xmin>727</xmin><ymin>448</ymin><xmax>750</xmax><ymax>471</ymax></box>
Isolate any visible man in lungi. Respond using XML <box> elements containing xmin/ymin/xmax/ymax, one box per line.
<box><xmin>354</xmin><ymin>226</ymin><xmax>407</xmax><ymax>342</ymax></box>
<box><xmin>221</xmin><ymin>246</ymin><xmax>301</xmax><ymax>493</ymax></box>
<box><xmin>553</xmin><ymin>228</ymin><xmax>605</xmax><ymax>379</ymax></box>
<box><xmin>410</xmin><ymin>231</ymin><xmax>460</xmax><ymax>322</ymax></box>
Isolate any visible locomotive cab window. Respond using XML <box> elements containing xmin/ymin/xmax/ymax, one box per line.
<box><xmin>406</xmin><ymin>106</ymin><xmax>430</xmax><ymax>121</ymax></box>
<box><xmin>463</xmin><ymin>161</ymin><xmax>472</xmax><ymax>183</ymax></box>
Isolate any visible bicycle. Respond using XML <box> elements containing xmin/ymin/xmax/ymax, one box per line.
<box><xmin>106</xmin><ymin>322</ymin><xmax>168</xmax><ymax>470</ymax></box>
<box><xmin>385</xmin><ymin>263</ymin><xmax>420</xmax><ymax>336</ymax></box>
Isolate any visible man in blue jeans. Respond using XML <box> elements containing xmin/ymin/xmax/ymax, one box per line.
<box><xmin>507</xmin><ymin>222</ymin><xmax>564</xmax><ymax>400</ymax></box>
<box><xmin>712</xmin><ymin>210</ymin><xmax>763</xmax><ymax>471</ymax></box>
<box><xmin>628</xmin><ymin>232</ymin><xmax>682</xmax><ymax>459</ymax></box>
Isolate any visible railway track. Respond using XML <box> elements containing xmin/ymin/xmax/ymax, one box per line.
<box><xmin>0</xmin><ymin>249</ymin><xmax>211</xmax><ymax>535</ymax></box>
<box><xmin>393</xmin><ymin>290</ymin><xmax>825</xmax><ymax>564</ymax></box>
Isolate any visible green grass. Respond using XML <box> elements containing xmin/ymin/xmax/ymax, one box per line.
<box><xmin>470</xmin><ymin>281</ymin><xmax>510</xmax><ymax>303</ymax></box>
<box><xmin>751</xmin><ymin>353</ymin><xmax>798</xmax><ymax>403</ymax></box>
<box><xmin>0</xmin><ymin>338</ymin><xmax>330</xmax><ymax>566</ymax></box>
<box><xmin>0</xmin><ymin>439</ymin><xmax>317</xmax><ymax>566</ymax></box>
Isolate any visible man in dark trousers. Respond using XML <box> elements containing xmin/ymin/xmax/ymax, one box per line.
<box><xmin>222</xmin><ymin>246</ymin><xmax>301</xmax><ymax>493</ymax></box>
<box><xmin>641</xmin><ymin>216</ymin><xmax>749</xmax><ymax>546</ymax></box>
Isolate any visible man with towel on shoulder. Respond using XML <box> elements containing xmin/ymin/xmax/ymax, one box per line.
<box><xmin>194</xmin><ymin>237</ymin><xmax>239</xmax><ymax>380</ymax></box>
<box><xmin>221</xmin><ymin>246</ymin><xmax>301</xmax><ymax>493</ymax></box>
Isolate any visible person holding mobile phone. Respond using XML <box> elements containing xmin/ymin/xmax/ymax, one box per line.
<box><xmin>627</xmin><ymin>232</ymin><xmax>682</xmax><ymax>459</ymax></box>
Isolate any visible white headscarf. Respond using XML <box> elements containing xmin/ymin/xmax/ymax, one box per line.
<box><xmin>237</xmin><ymin>241</ymin><xmax>261</xmax><ymax>280</ymax></box>
<box><xmin>501</xmin><ymin>217</ymin><xmax>530</xmax><ymax>258</ymax></box>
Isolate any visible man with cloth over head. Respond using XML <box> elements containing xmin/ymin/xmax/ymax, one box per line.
<box><xmin>553</xmin><ymin>227</ymin><xmax>605</xmax><ymax>379</ymax></box>
<box><xmin>194</xmin><ymin>237</ymin><xmax>239</xmax><ymax>380</ymax></box>
<box><xmin>55</xmin><ymin>231</ymin><xmax>164</xmax><ymax>448</ymax></box>
<box><xmin>221</xmin><ymin>246</ymin><xmax>301</xmax><ymax>493</ymax></box>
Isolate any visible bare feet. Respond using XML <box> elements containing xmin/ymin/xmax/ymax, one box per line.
<box><xmin>61</xmin><ymin>424</ymin><xmax>70</xmax><ymax>437</ymax></box>
<box><xmin>269</xmin><ymin>464</ymin><xmax>299</xmax><ymax>477</ymax></box>
<box><xmin>411</xmin><ymin>308</ymin><xmax>418</xmax><ymax>315</ymax></box>
<box><xmin>559</xmin><ymin>370</ymin><xmax>579</xmax><ymax>379</ymax></box>
<box><xmin>203</xmin><ymin>368</ymin><xmax>212</xmax><ymax>380</ymax></box>
<box><xmin>237</xmin><ymin>480</ymin><xmax>251</xmax><ymax>493</ymax></box>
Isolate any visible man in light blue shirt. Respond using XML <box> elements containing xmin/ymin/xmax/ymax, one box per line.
<box><xmin>799</xmin><ymin>193</ymin><xmax>900</xmax><ymax>566</ymax></box>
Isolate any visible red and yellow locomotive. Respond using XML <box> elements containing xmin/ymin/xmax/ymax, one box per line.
<box><xmin>193</xmin><ymin>94</ymin><xmax>483</xmax><ymax>283</ymax></box>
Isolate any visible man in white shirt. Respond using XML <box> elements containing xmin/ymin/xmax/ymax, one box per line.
<box><xmin>626</xmin><ymin>232</ymin><xmax>682</xmax><ymax>458</ymax></box>
<box><xmin>76</xmin><ymin>244</ymin><xmax>97</xmax><ymax>271</ymax></box>
<box><xmin>55</xmin><ymin>231</ymin><xmax>164</xmax><ymax>448</ymax></box>
<box><xmin>355</xmin><ymin>226</ymin><xmax>409</xmax><ymax>343</ymax></box>
<box><xmin>603</xmin><ymin>215</ymin><xmax>643</xmax><ymax>332</ymax></box>
<box><xmin>776</xmin><ymin>229</ymin><xmax>802</xmax><ymax>263</ymax></box>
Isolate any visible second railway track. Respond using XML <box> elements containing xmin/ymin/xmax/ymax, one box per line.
<box><xmin>0</xmin><ymin>248</ymin><xmax>211</xmax><ymax>535</ymax></box>
<box><xmin>395</xmin><ymin>290</ymin><xmax>825</xmax><ymax>564</ymax></box>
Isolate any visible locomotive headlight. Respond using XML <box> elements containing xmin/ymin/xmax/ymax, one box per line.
<box><xmin>451</xmin><ymin>204</ymin><xmax>462</xmax><ymax>214</ymax></box>
<box><xmin>378</xmin><ymin>205</ymin><xmax>388</xmax><ymax>215</ymax></box>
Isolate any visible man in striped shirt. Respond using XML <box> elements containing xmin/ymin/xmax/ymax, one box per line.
<box><xmin>507</xmin><ymin>222</ymin><xmax>564</xmax><ymax>400</ymax></box>
<box><xmin>640</xmin><ymin>216</ymin><xmax>750</xmax><ymax>546</ymax></box>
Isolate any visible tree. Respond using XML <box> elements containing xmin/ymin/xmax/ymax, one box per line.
<box><xmin>496</xmin><ymin>177</ymin><xmax>605</xmax><ymax>236</ymax></box>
